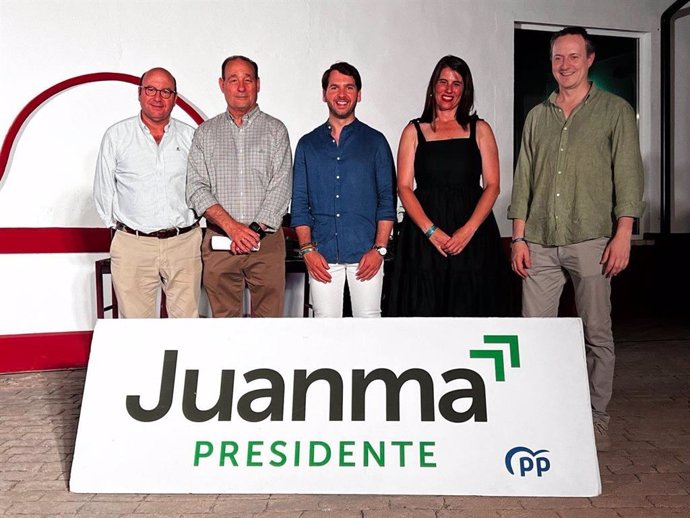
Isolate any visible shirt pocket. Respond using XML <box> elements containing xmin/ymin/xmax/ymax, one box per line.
<box><xmin>249</xmin><ymin>147</ymin><xmax>270</xmax><ymax>183</ymax></box>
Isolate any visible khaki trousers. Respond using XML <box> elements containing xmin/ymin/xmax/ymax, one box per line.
<box><xmin>202</xmin><ymin>228</ymin><xmax>285</xmax><ymax>317</ymax></box>
<box><xmin>522</xmin><ymin>238</ymin><xmax>613</xmax><ymax>424</ymax></box>
<box><xmin>110</xmin><ymin>227</ymin><xmax>202</xmax><ymax>318</ymax></box>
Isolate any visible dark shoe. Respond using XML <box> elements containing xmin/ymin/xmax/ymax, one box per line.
<box><xmin>594</xmin><ymin>421</ymin><xmax>611</xmax><ymax>452</ymax></box>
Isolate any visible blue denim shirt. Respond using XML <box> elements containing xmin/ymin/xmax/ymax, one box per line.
<box><xmin>291</xmin><ymin>119</ymin><xmax>396</xmax><ymax>264</ymax></box>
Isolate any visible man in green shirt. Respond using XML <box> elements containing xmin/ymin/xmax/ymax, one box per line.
<box><xmin>508</xmin><ymin>26</ymin><xmax>644</xmax><ymax>452</ymax></box>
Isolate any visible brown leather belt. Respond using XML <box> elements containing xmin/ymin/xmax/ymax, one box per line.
<box><xmin>115</xmin><ymin>221</ymin><xmax>198</xmax><ymax>239</ymax></box>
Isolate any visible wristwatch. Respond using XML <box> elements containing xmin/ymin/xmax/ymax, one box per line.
<box><xmin>373</xmin><ymin>245</ymin><xmax>387</xmax><ymax>257</ymax></box>
<box><xmin>249</xmin><ymin>222</ymin><xmax>267</xmax><ymax>240</ymax></box>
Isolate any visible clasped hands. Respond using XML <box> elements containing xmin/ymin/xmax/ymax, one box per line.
<box><xmin>429</xmin><ymin>225</ymin><xmax>475</xmax><ymax>257</ymax></box>
<box><xmin>225</xmin><ymin>222</ymin><xmax>261</xmax><ymax>255</ymax></box>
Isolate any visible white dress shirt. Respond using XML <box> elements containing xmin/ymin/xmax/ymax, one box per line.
<box><xmin>93</xmin><ymin>114</ymin><xmax>196</xmax><ymax>233</ymax></box>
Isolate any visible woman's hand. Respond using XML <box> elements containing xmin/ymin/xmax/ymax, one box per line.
<box><xmin>443</xmin><ymin>224</ymin><xmax>476</xmax><ymax>255</ymax></box>
<box><xmin>428</xmin><ymin>227</ymin><xmax>451</xmax><ymax>257</ymax></box>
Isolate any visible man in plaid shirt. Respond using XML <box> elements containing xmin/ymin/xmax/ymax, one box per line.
<box><xmin>187</xmin><ymin>56</ymin><xmax>292</xmax><ymax>317</ymax></box>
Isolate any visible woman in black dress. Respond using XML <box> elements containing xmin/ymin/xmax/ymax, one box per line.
<box><xmin>387</xmin><ymin>55</ymin><xmax>511</xmax><ymax>317</ymax></box>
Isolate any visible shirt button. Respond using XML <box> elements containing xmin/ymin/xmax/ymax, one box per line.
<box><xmin>336</xmin><ymin>214</ymin><xmax>340</xmax><ymax>217</ymax></box>
<box><xmin>556</xmin><ymin>193</ymin><xmax>560</xmax><ymax>197</ymax></box>
<box><xmin>560</xmin><ymin>148</ymin><xmax>564</xmax><ymax>151</ymax></box>
<box><xmin>336</xmin><ymin>176</ymin><xmax>340</xmax><ymax>180</ymax></box>
<box><xmin>336</xmin><ymin>195</ymin><xmax>340</xmax><ymax>198</ymax></box>
<box><xmin>563</xmin><ymin>127</ymin><xmax>568</xmax><ymax>131</ymax></box>
<box><xmin>558</xmin><ymin>171</ymin><xmax>562</xmax><ymax>174</ymax></box>
<box><xmin>336</xmin><ymin>157</ymin><xmax>341</xmax><ymax>161</ymax></box>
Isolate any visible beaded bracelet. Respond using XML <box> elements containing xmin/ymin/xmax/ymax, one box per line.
<box><xmin>299</xmin><ymin>246</ymin><xmax>316</xmax><ymax>257</ymax></box>
<box><xmin>424</xmin><ymin>224</ymin><xmax>437</xmax><ymax>238</ymax></box>
<box><xmin>299</xmin><ymin>241</ymin><xmax>317</xmax><ymax>258</ymax></box>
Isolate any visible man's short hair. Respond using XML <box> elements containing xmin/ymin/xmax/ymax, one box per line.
<box><xmin>550</xmin><ymin>26</ymin><xmax>595</xmax><ymax>57</ymax></box>
<box><xmin>321</xmin><ymin>62</ymin><xmax>362</xmax><ymax>91</ymax></box>
<box><xmin>221</xmin><ymin>55</ymin><xmax>259</xmax><ymax>80</ymax></box>
<box><xmin>139</xmin><ymin>67</ymin><xmax>177</xmax><ymax>91</ymax></box>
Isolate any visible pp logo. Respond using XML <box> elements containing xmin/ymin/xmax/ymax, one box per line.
<box><xmin>505</xmin><ymin>446</ymin><xmax>551</xmax><ymax>477</ymax></box>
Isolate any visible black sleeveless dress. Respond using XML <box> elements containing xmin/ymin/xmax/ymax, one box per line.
<box><xmin>386</xmin><ymin>118</ymin><xmax>512</xmax><ymax>317</ymax></box>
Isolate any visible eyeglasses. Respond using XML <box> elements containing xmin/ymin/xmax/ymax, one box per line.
<box><xmin>140</xmin><ymin>86</ymin><xmax>176</xmax><ymax>99</ymax></box>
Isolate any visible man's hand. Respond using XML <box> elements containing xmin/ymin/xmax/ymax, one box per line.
<box><xmin>601</xmin><ymin>235</ymin><xmax>631</xmax><ymax>277</ymax></box>
<box><xmin>204</xmin><ymin>204</ymin><xmax>259</xmax><ymax>255</ymax></box>
<box><xmin>511</xmin><ymin>241</ymin><xmax>531</xmax><ymax>279</ymax></box>
<box><xmin>227</xmin><ymin>222</ymin><xmax>260</xmax><ymax>254</ymax></box>
<box><xmin>355</xmin><ymin>249</ymin><xmax>384</xmax><ymax>281</ymax></box>
<box><xmin>303</xmin><ymin>250</ymin><xmax>332</xmax><ymax>283</ymax></box>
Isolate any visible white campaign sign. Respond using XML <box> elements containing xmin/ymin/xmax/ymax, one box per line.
<box><xmin>70</xmin><ymin>318</ymin><xmax>600</xmax><ymax>496</ymax></box>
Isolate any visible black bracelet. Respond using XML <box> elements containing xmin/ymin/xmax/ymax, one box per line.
<box><xmin>511</xmin><ymin>237</ymin><xmax>527</xmax><ymax>244</ymax></box>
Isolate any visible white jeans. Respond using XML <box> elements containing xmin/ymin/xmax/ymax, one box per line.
<box><xmin>309</xmin><ymin>263</ymin><xmax>384</xmax><ymax>318</ymax></box>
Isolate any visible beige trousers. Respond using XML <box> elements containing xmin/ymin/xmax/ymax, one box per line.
<box><xmin>522</xmin><ymin>238</ymin><xmax>614</xmax><ymax>424</ymax></box>
<box><xmin>110</xmin><ymin>227</ymin><xmax>202</xmax><ymax>318</ymax></box>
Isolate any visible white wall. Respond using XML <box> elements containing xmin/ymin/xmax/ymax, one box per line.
<box><xmin>0</xmin><ymin>0</ymin><xmax>669</xmax><ymax>335</ymax></box>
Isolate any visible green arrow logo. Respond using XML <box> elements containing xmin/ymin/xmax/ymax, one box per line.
<box><xmin>470</xmin><ymin>335</ymin><xmax>520</xmax><ymax>382</ymax></box>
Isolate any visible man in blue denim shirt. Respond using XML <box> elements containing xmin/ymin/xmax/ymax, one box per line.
<box><xmin>291</xmin><ymin>62</ymin><xmax>396</xmax><ymax>317</ymax></box>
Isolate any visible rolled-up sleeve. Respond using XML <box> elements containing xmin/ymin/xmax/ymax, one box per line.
<box><xmin>375</xmin><ymin>136</ymin><xmax>396</xmax><ymax>221</ymax></box>
<box><xmin>290</xmin><ymin>138</ymin><xmax>311</xmax><ymax>228</ymax></box>
<box><xmin>256</xmin><ymin>122</ymin><xmax>292</xmax><ymax>230</ymax></box>
<box><xmin>612</xmin><ymin>103</ymin><xmax>645</xmax><ymax>219</ymax></box>
<box><xmin>508</xmin><ymin>112</ymin><xmax>534</xmax><ymax>221</ymax></box>
<box><xmin>185</xmin><ymin>126</ymin><xmax>219</xmax><ymax>218</ymax></box>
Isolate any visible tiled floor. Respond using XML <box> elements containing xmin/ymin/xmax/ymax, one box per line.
<box><xmin>1</xmin><ymin>316</ymin><xmax>689</xmax><ymax>517</ymax></box>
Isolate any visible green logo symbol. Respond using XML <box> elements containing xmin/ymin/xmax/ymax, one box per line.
<box><xmin>470</xmin><ymin>335</ymin><xmax>520</xmax><ymax>382</ymax></box>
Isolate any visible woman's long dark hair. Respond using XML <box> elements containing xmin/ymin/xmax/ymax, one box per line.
<box><xmin>420</xmin><ymin>55</ymin><xmax>476</xmax><ymax>129</ymax></box>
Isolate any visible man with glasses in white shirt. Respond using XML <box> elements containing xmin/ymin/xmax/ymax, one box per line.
<box><xmin>94</xmin><ymin>67</ymin><xmax>202</xmax><ymax>318</ymax></box>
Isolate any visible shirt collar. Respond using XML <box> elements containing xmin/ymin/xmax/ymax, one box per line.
<box><xmin>225</xmin><ymin>104</ymin><xmax>261</xmax><ymax>126</ymax></box>
<box><xmin>324</xmin><ymin>117</ymin><xmax>360</xmax><ymax>137</ymax></box>
<box><xmin>137</xmin><ymin>113</ymin><xmax>172</xmax><ymax>135</ymax></box>
<box><xmin>548</xmin><ymin>82</ymin><xmax>599</xmax><ymax>107</ymax></box>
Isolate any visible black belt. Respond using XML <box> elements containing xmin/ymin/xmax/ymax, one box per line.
<box><xmin>115</xmin><ymin>221</ymin><xmax>198</xmax><ymax>239</ymax></box>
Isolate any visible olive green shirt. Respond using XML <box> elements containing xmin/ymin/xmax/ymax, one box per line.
<box><xmin>508</xmin><ymin>84</ymin><xmax>645</xmax><ymax>246</ymax></box>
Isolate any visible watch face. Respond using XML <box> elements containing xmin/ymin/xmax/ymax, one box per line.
<box><xmin>376</xmin><ymin>246</ymin><xmax>387</xmax><ymax>256</ymax></box>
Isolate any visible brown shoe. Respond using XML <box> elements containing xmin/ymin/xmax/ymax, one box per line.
<box><xmin>594</xmin><ymin>421</ymin><xmax>611</xmax><ymax>452</ymax></box>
